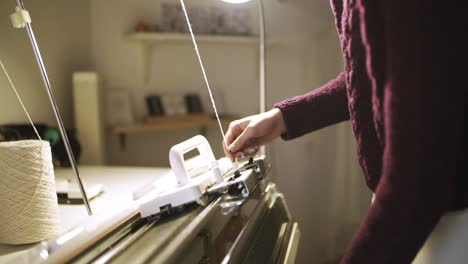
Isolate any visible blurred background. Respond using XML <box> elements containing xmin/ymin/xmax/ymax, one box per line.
<box><xmin>0</xmin><ymin>0</ymin><xmax>371</xmax><ymax>262</ymax></box>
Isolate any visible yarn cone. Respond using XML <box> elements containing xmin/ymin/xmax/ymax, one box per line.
<box><xmin>0</xmin><ymin>140</ymin><xmax>61</xmax><ymax>245</ymax></box>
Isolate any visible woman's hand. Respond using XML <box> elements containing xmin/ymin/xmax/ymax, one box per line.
<box><xmin>223</xmin><ymin>108</ymin><xmax>286</xmax><ymax>161</ymax></box>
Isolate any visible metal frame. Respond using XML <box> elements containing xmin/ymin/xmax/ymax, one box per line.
<box><xmin>256</xmin><ymin>0</ymin><xmax>267</xmax><ymax>156</ymax></box>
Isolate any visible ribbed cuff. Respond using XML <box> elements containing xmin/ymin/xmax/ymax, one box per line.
<box><xmin>274</xmin><ymin>101</ymin><xmax>299</xmax><ymax>140</ymax></box>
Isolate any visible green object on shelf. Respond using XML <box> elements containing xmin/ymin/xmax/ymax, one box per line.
<box><xmin>44</xmin><ymin>128</ymin><xmax>60</xmax><ymax>146</ymax></box>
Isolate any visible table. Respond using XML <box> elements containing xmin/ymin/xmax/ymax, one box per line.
<box><xmin>0</xmin><ymin>166</ymin><xmax>171</xmax><ymax>264</ymax></box>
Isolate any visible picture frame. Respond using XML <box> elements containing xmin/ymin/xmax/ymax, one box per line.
<box><xmin>105</xmin><ymin>89</ymin><xmax>134</xmax><ymax>126</ymax></box>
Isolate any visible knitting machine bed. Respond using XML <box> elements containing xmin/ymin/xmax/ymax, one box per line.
<box><xmin>0</xmin><ymin>137</ymin><xmax>299</xmax><ymax>264</ymax></box>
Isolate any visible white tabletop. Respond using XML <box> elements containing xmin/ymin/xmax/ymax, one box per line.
<box><xmin>0</xmin><ymin>165</ymin><xmax>171</xmax><ymax>264</ymax></box>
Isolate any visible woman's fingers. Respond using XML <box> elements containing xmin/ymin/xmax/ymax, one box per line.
<box><xmin>227</xmin><ymin>127</ymin><xmax>256</xmax><ymax>153</ymax></box>
<box><xmin>223</xmin><ymin>134</ymin><xmax>260</xmax><ymax>162</ymax></box>
<box><xmin>225</xmin><ymin>123</ymin><xmax>238</xmax><ymax>146</ymax></box>
<box><xmin>231</xmin><ymin>144</ymin><xmax>260</xmax><ymax>160</ymax></box>
<box><xmin>223</xmin><ymin>109</ymin><xmax>285</xmax><ymax>161</ymax></box>
<box><xmin>224</xmin><ymin>120</ymin><xmax>247</xmax><ymax>161</ymax></box>
<box><xmin>223</xmin><ymin>140</ymin><xmax>235</xmax><ymax>161</ymax></box>
<box><xmin>225</xmin><ymin>119</ymin><xmax>249</xmax><ymax>145</ymax></box>
<box><xmin>244</xmin><ymin>145</ymin><xmax>259</xmax><ymax>155</ymax></box>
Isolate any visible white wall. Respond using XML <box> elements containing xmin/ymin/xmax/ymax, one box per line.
<box><xmin>0</xmin><ymin>0</ymin><xmax>91</xmax><ymax>128</ymax></box>
<box><xmin>90</xmin><ymin>0</ymin><xmax>258</xmax><ymax>165</ymax></box>
<box><xmin>90</xmin><ymin>0</ymin><xmax>333</xmax><ymax>164</ymax></box>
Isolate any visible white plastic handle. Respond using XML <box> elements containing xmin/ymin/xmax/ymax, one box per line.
<box><xmin>169</xmin><ymin>135</ymin><xmax>216</xmax><ymax>186</ymax></box>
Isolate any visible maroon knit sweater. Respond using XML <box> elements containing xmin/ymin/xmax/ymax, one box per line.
<box><xmin>275</xmin><ymin>0</ymin><xmax>466</xmax><ymax>263</ymax></box>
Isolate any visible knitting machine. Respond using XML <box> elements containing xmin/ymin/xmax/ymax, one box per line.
<box><xmin>137</xmin><ymin>135</ymin><xmax>269</xmax><ymax>218</ymax></box>
<box><xmin>2</xmin><ymin>135</ymin><xmax>300</xmax><ymax>263</ymax></box>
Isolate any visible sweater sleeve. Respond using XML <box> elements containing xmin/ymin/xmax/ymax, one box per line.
<box><xmin>274</xmin><ymin>72</ymin><xmax>349</xmax><ymax>140</ymax></box>
<box><xmin>341</xmin><ymin>1</ymin><xmax>463</xmax><ymax>263</ymax></box>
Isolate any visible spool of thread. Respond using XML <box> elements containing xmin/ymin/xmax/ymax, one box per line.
<box><xmin>0</xmin><ymin>140</ymin><xmax>61</xmax><ymax>245</ymax></box>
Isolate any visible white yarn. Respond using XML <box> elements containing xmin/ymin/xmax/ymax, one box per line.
<box><xmin>0</xmin><ymin>140</ymin><xmax>60</xmax><ymax>245</ymax></box>
<box><xmin>0</xmin><ymin>57</ymin><xmax>41</xmax><ymax>140</ymax></box>
<box><xmin>180</xmin><ymin>0</ymin><xmax>227</xmax><ymax>146</ymax></box>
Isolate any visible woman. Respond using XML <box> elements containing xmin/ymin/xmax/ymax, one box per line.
<box><xmin>224</xmin><ymin>0</ymin><xmax>466</xmax><ymax>263</ymax></box>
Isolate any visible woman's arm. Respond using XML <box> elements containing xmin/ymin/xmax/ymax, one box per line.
<box><xmin>274</xmin><ymin>72</ymin><xmax>349</xmax><ymax>140</ymax></box>
<box><xmin>224</xmin><ymin>72</ymin><xmax>349</xmax><ymax>159</ymax></box>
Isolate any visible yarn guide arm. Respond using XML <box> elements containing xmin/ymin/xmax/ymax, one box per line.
<box><xmin>10</xmin><ymin>0</ymin><xmax>93</xmax><ymax>215</ymax></box>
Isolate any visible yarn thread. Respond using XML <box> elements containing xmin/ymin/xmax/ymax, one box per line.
<box><xmin>0</xmin><ymin>57</ymin><xmax>41</xmax><ymax>140</ymax></box>
<box><xmin>0</xmin><ymin>140</ymin><xmax>60</xmax><ymax>245</ymax></box>
<box><xmin>179</xmin><ymin>0</ymin><xmax>227</xmax><ymax>146</ymax></box>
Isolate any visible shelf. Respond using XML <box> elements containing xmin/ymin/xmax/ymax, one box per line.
<box><xmin>114</xmin><ymin>114</ymin><xmax>234</xmax><ymax>134</ymax></box>
<box><xmin>126</xmin><ymin>32</ymin><xmax>259</xmax><ymax>45</ymax></box>
<box><xmin>113</xmin><ymin>114</ymin><xmax>236</xmax><ymax>149</ymax></box>
<box><xmin>125</xmin><ymin>32</ymin><xmax>260</xmax><ymax>83</ymax></box>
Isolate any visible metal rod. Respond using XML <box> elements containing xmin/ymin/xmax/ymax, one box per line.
<box><xmin>257</xmin><ymin>0</ymin><xmax>267</xmax><ymax>156</ymax></box>
<box><xmin>150</xmin><ymin>197</ymin><xmax>223</xmax><ymax>263</ymax></box>
<box><xmin>92</xmin><ymin>220</ymin><xmax>157</xmax><ymax>264</ymax></box>
<box><xmin>16</xmin><ymin>0</ymin><xmax>93</xmax><ymax>215</ymax></box>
